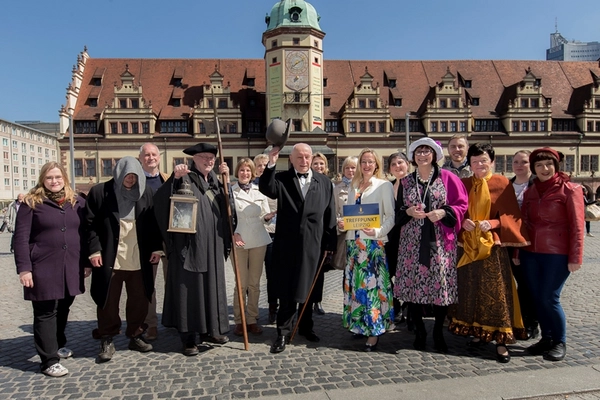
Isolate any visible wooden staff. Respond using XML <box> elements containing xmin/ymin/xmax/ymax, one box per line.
<box><xmin>289</xmin><ymin>252</ymin><xmax>328</xmax><ymax>343</ymax></box>
<box><xmin>213</xmin><ymin>99</ymin><xmax>249</xmax><ymax>350</ymax></box>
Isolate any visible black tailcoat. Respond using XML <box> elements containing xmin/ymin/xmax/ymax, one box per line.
<box><xmin>259</xmin><ymin>167</ymin><xmax>337</xmax><ymax>303</ymax></box>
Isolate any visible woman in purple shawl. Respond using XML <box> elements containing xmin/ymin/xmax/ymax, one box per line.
<box><xmin>394</xmin><ymin>138</ymin><xmax>468</xmax><ymax>353</ymax></box>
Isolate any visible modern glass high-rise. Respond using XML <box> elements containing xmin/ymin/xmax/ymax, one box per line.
<box><xmin>546</xmin><ymin>30</ymin><xmax>600</xmax><ymax>61</ymax></box>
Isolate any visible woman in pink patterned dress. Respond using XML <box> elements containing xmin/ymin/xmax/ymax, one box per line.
<box><xmin>394</xmin><ymin>138</ymin><xmax>468</xmax><ymax>353</ymax></box>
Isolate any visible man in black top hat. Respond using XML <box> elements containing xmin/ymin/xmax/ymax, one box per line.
<box><xmin>153</xmin><ymin>142</ymin><xmax>233</xmax><ymax>356</ymax></box>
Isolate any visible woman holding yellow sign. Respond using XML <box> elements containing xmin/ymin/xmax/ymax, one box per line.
<box><xmin>338</xmin><ymin>148</ymin><xmax>395</xmax><ymax>352</ymax></box>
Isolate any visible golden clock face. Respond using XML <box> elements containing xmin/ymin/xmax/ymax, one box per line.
<box><xmin>286</xmin><ymin>51</ymin><xmax>308</xmax><ymax>74</ymax></box>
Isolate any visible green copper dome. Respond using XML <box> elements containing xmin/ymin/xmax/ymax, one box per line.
<box><xmin>265</xmin><ymin>0</ymin><xmax>322</xmax><ymax>31</ymax></box>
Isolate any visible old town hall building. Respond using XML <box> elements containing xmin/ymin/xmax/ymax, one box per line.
<box><xmin>59</xmin><ymin>0</ymin><xmax>600</xmax><ymax>192</ymax></box>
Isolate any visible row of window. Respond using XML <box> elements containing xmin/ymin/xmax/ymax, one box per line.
<box><xmin>0</xmin><ymin>124</ymin><xmax>55</xmax><ymax>144</ymax></box>
<box><xmin>430</xmin><ymin>121</ymin><xmax>468</xmax><ymax>133</ymax></box>
<box><xmin>3</xmin><ymin>152</ymin><xmax>48</xmax><ymax>165</ymax></box>
<box><xmin>493</xmin><ymin>154</ymin><xmax>599</xmax><ymax>173</ymax></box>
<box><xmin>2</xmin><ymin>178</ymin><xmax>35</xmax><ymax>189</ymax></box>
<box><xmin>512</xmin><ymin>120</ymin><xmax>547</xmax><ymax>132</ymax></box>
<box><xmin>74</xmin><ymin>116</ymin><xmax>600</xmax><ymax>136</ymax></box>
<box><xmin>108</xmin><ymin>122</ymin><xmax>151</xmax><ymax>134</ymax></box>
<box><xmin>586</xmin><ymin>121</ymin><xmax>600</xmax><ymax>132</ymax></box>
<box><xmin>3</xmin><ymin>164</ymin><xmax>42</xmax><ymax>177</ymax></box>
<box><xmin>348</xmin><ymin>121</ymin><xmax>387</xmax><ymax>133</ymax></box>
<box><xmin>73</xmin><ymin>157</ymin><xmax>238</xmax><ymax>178</ymax></box>
<box><xmin>1</xmin><ymin>139</ymin><xmax>53</xmax><ymax>155</ymax></box>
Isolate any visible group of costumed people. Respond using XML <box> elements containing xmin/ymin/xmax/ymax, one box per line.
<box><xmin>12</xmin><ymin>120</ymin><xmax>584</xmax><ymax>377</ymax></box>
<box><xmin>337</xmin><ymin>137</ymin><xmax>583</xmax><ymax>363</ymax></box>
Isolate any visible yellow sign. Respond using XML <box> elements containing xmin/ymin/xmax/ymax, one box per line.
<box><xmin>343</xmin><ymin>203</ymin><xmax>381</xmax><ymax>230</ymax></box>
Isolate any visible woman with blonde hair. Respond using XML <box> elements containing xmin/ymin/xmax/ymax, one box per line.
<box><xmin>14</xmin><ymin>162</ymin><xmax>88</xmax><ymax>377</ymax></box>
<box><xmin>338</xmin><ymin>148</ymin><xmax>395</xmax><ymax>351</ymax></box>
<box><xmin>311</xmin><ymin>152</ymin><xmax>329</xmax><ymax>177</ymax></box>
<box><xmin>231</xmin><ymin>158</ymin><xmax>273</xmax><ymax>336</ymax></box>
<box><xmin>332</xmin><ymin>156</ymin><xmax>358</xmax><ymax>271</ymax></box>
<box><xmin>311</xmin><ymin>152</ymin><xmax>331</xmax><ymax>315</ymax></box>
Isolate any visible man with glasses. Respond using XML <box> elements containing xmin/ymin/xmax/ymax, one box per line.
<box><xmin>153</xmin><ymin>143</ymin><xmax>232</xmax><ymax>356</ymax></box>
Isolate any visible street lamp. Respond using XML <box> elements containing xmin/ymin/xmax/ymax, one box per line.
<box><xmin>68</xmin><ymin>108</ymin><xmax>75</xmax><ymax>190</ymax></box>
<box><xmin>404</xmin><ymin>112</ymin><xmax>413</xmax><ymax>153</ymax></box>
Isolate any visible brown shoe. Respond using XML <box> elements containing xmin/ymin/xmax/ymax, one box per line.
<box><xmin>233</xmin><ymin>324</ymin><xmax>244</xmax><ymax>336</ymax></box>
<box><xmin>145</xmin><ymin>327</ymin><xmax>158</xmax><ymax>341</ymax></box>
<box><xmin>247</xmin><ymin>324</ymin><xmax>263</xmax><ymax>335</ymax></box>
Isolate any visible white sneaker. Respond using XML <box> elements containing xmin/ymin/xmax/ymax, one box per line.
<box><xmin>42</xmin><ymin>363</ymin><xmax>68</xmax><ymax>377</ymax></box>
<box><xmin>586</xmin><ymin>233</ymin><xmax>594</xmax><ymax>237</ymax></box>
<box><xmin>57</xmin><ymin>347</ymin><xmax>73</xmax><ymax>358</ymax></box>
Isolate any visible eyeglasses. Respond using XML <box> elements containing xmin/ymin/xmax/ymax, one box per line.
<box><xmin>196</xmin><ymin>155</ymin><xmax>216</xmax><ymax>162</ymax></box>
<box><xmin>415</xmin><ymin>149</ymin><xmax>432</xmax><ymax>156</ymax></box>
<box><xmin>45</xmin><ymin>175</ymin><xmax>64</xmax><ymax>181</ymax></box>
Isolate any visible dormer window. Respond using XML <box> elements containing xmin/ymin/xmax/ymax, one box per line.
<box><xmin>93</xmin><ymin>78</ymin><xmax>102</xmax><ymax>86</ymax></box>
<box><xmin>389</xmin><ymin>79</ymin><xmax>396</xmax><ymax>88</ymax></box>
<box><xmin>89</xmin><ymin>98</ymin><xmax>98</xmax><ymax>107</ymax></box>
<box><xmin>472</xmin><ymin>97</ymin><xmax>480</xmax><ymax>106</ymax></box>
<box><xmin>173</xmin><ymin>78</ymin><xmax>182</xmax><ymax>87</ymax></box>
<box><xmin>394</xmin><ymin>98</ymin><xmax>402</xmax><ymax>107</ymax></box>
<box><xmin>119</xmin><ymin>99</ymin><xmax>127</xmax><ymax>109</ymax></box>
<box><xmin>535</xmin><ymin>79</ymin><xmax>541</xmax><ymax>87</ymax></box>
<box><xmin>323</xmin><ymin>78</ymin><xmax>328</xmax><ymax>87</ymax></box>
<box><xmin>324</xmin><ymin>98</ymin><xmax>331</xmax><ymax>106</ymax></box>
<box><xmin>247</xmin><ymin>78</ymin><xmax>255</xmax><ymax>87</ymax></box>
<box><xmin>218</xmin><ymin>99</ymin><xmax>228</xmax><ymax>109</ymax></box>
<box><xmin>131</xmin><ymin>99</ymin><xmax>139</xmax><ymax>109</ymax></box>
<box><xmin>173</xmin><ymin>98</ymin><xmax>181</xmax><ymax>107</ymax></box>
<box><xmin>464</xmin><ymin>80</ymin><xmax>472</xmax><ymax>88</ymax></box>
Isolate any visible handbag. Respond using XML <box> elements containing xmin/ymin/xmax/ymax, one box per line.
<box><xmin>585</xmin><ymin>203</ymin><xmax>600</xmax><ymax>222</ymax></box>
<box><xmin>0</xmin><ymin>221</ymin><xmax>6</xmax><ymax>233</ymax></box>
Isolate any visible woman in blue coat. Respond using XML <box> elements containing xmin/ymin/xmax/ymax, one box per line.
<box><xmin>14</xmin><ymin>162</ymin><xmax>87</xmax><ymax>377</ymax></box>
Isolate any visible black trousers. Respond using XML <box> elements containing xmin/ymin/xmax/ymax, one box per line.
<box><xmin>276</xmin><ymin>297</ymin><xmax>314</xmax><ymax>338</ymax></box>
<box><xmin>507</xmin><ymin>247</ymin><xmax>538</xmax><ymax>329</ymax></box>
<box><xmin>264</xmin><ymin>237</ymin><xmax>277</xmax><ymax>305</ymax></box>
<box><xmin>32</xmin><ymin>295</ymin><xmax>75</xmax><ymax>370</ymax></box>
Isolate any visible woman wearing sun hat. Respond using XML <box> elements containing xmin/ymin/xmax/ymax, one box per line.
<box><xmin>394</xmin><ymin>137</ymin><xmax>468</xmax><ymax>353</ymax></box>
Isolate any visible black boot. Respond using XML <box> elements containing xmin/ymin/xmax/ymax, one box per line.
<box><xmin>543</xmin><ymin>341</ymin><xmax>566</xmax><ymax>361</ymax></box>
<box><xmin>413</xmin><ymin>326</ymin><xmax>427</xmax><ymax>350</ymax></box>
<box><xmin>433</xmin><ymin>329</ymin><xmax>448</xmax><ymax>353</ymax></box>
<box><xmin>410</xmin><ymin>303</ymin><xmax>426</xmax><ymax>350</ymax></box>
<box><xmin>432</xmin><ymin>305</ymin><xmax>448</xmax><ymax>353</ymax></box>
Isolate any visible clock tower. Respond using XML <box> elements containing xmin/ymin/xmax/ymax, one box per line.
<box><xmin>262</xmin><ymin>0</ymin><xmax>325</xmax><ymax>132</ymax></box>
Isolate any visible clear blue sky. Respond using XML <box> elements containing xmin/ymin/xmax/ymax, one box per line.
<box><xmin>1</xmin><ymin>0</ymin><xmax>598</xmax><ymax>123</ymax></box>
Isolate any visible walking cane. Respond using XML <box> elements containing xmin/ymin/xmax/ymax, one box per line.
<box><xmin>213</xmin><ymin>97</ymin><xmax>249</xmax><ymax>350</ymax></box>
<box><xmin>289</xmin><ymin>251</ymin><xmax>329</xmax><ymax>343</ymax></box>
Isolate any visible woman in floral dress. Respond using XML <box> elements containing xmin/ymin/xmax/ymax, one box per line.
<box><xmin>394</xmin><ymin>138</ymin><xmax>468</xmax><ymax>353</ymax></box>
<box><xmin>338</xmin><ymin>149</ymin><xmax>395</xmax><ymax>351</ymax></box>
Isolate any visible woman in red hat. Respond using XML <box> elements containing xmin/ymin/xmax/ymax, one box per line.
<box><xmin>519</xmin><ymin>147</ymin><xmax>584</xmax><ymax>362</ymax></box>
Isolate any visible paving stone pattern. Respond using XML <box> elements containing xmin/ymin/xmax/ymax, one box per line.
<box><xmin>0</xmin><ymin>231</ymin><xmax>599</xmax><ymax>399</ymax></box>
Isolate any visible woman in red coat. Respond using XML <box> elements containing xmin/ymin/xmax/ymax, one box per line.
<box><xmin>14</xmin><ymin>162</ymin><xmax>87</xmax><ymax>377</ymax></box>
<box><xmin>520</xmin><ymin>147</ymin><xmax>584</xmax><ymax>362</ymax></box>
